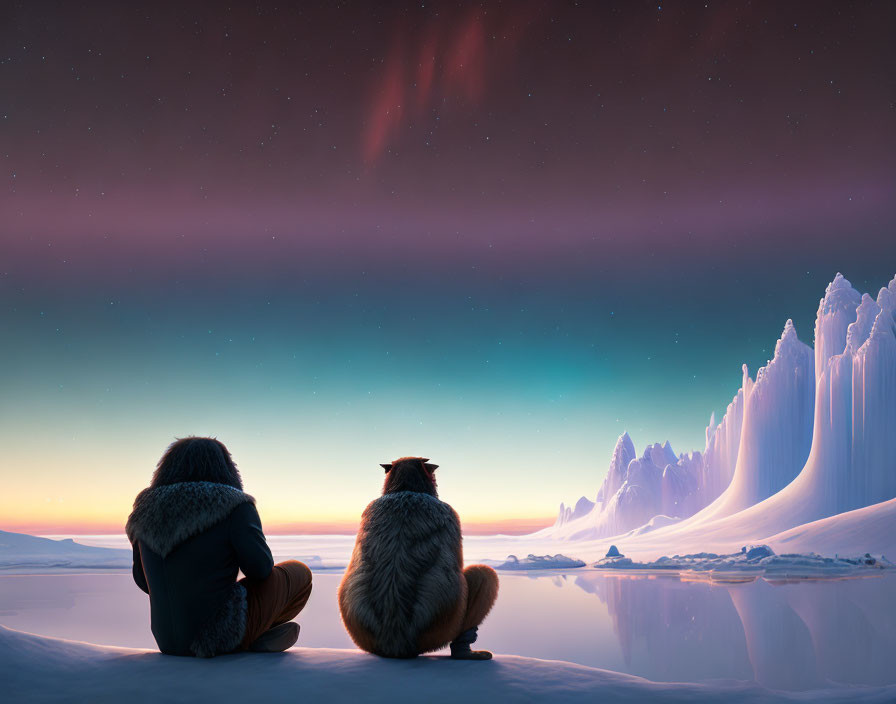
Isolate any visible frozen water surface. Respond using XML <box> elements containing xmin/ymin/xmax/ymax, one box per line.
<box><xmin>1</xmin><ymin>569</ymin><xmax>893</xmax><ymax>691</ymax></box>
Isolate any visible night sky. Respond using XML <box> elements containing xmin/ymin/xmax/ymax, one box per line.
<box><xmin>1</xmin><ymin>1</ymin><xmax>894</xmax><ymax>533</ymax></box>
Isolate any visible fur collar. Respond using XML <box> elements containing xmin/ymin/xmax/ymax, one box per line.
<box><xmin>126</xmin><ymin>482</ymin><xmax>255</xmax><ymax>558</ymax></box>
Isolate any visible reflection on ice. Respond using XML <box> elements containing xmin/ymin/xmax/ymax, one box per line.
<box><xmin>728</xmin><ymin>579</ymin><xmax>820</xmax><ymax>689</ymax></box>
<box><xmin>575</xmin><ymin>571</ymin><xmax>896</xmax><ymax>689</ymax></box>
<box><xmin>575</xmin><ymin>572</ymin><xmax>754</xmax><ymax>683</ymax></box>
<box><xmin>0</xmin><ymin>571</ymin><xmax>893</xmax><ymax>691</ymax></box>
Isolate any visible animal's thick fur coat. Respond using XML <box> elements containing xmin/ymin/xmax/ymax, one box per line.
<box><xmin>126</xmin><ymin>481</ymin><xmax>255</xmax><ymax>657</ymax></box>
<box><xmin>338</xmin><ymin>489</ymin><xmax>466</xmax><ymax>658</ymax></box>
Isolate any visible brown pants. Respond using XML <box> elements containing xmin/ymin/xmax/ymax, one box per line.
<box><xmin>238</xmin><ymin>560</ymin><xmax>313</xmax><ymax>650</ymax></box>
<box><xmin>457</xmin><ymin>564</ymin><xmax>499</xmax><ymax>634</ymax></box>
<box><xmin>417</xmin><ymin>564</ymin><xmax>500</xmax><ymax>653</ymax></box>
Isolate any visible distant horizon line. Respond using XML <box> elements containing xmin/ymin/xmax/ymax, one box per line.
<box><xmin>6</xmin><ymin>516</ymin><xmax>555</xmax><ymax>538</ymax></box>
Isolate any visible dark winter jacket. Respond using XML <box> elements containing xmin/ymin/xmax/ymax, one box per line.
<box><xmin>126</xmin><ymin>481</ymin><xmax>274</xmax><ymax>657</ymax></box>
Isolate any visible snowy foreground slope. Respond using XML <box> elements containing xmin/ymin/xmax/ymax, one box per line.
<box><xmin>3</xmin><ymin>627</ymin><xmax>894</xmax><ymax>704</ymax></box>
<box><xmin>763</xmin><ymin>497</ymin><xmax>896</xmax><ymax>558</ymax></box>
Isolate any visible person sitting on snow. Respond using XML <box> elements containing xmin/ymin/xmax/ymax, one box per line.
<box><xmin>127</xmin><ymin>436</ymin><xmax>312</xmax><ymax>656</ymax></box>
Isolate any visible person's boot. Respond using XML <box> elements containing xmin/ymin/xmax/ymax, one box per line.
<box><xmin>249</xmin><ymin>622</ymin><xmax>300</xmax><ymax>652</ymax></box>
<box><xmin>450</xmin><ymin>627</ymin><xmax>492</xmax><ymax>660</ymax></box>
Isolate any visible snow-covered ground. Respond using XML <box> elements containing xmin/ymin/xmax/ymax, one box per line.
<box><xmin>554</xmin><ymin>495</ymin><xmax>896</xmax><ymax>564</ymax></box>
<box><xmin>592</xmin><ymin>544</ymin><xmax>890</xmax><ymax>581</ymax></box>
<box><xmin>0</xmin><ymin>530</ymin><xmax>131</xmax><ymax>571</ymax></box>
<box><xmin>489</xmin><ymin>553</ymin><xmax>586</xmax><ymax>570</ymax></box>
<box><xmin>4</xmin><ymin>625</ymin><xmax>894</xmax><ymax>704</ymax></box>
<box><xmin>482</xmin><ymin>495</ymin><xmax>896</xmax><ymax>566</ymax></box>
<box><xmin>763</xmin><ymin>498</ymin><xmax>896</xmax><ymax>558</ymax></box>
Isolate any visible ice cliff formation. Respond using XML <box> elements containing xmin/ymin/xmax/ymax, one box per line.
<box><xmin>545</xmin><ymin>273</ymin><xmax>896</xmax><ymax>544</ymax></box>
<box><xmin>686</xmin><ymin>320</ymin><xmax>815</xmax><ymax>525</ymax></box>
<box><xmin>700</xmin><ymin>273</ymin><xmax>896</xmax><ymax>540</ymax></box>
<box><xmin>755</xmin><ymin>273</ymin><xmax>896</xmax><ymax>523</ymax></box>
<box><xmin>550</xmin><ymin>436</ymin><xmax>717</xmax><ymax>540</ymax></box>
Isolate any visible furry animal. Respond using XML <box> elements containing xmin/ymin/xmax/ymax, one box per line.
<box><xmin>339</xmin><ymin>457</ymin><xmax>487</xmax><ymax>658</ymax></box>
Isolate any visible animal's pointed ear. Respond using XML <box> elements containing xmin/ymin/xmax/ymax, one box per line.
<box><xmin>380</xmin><ymin>463</ymin><xmax>392</xmax><ymax>473</ymax></box>
<box><xmin>424</xmin><ymin>463</ymin><xmax>438</xmax><ymax>473</ymax></box>
<box><xmin>419</xmin><ymin>458</ymin><xmax>430</xmax><ymax>463</ymax></box>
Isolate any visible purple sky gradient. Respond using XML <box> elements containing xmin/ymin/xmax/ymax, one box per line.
<box><xmin>1</xmin><ymin>1</ymin><xmax>894</xmax><ymax>531</ymax></box>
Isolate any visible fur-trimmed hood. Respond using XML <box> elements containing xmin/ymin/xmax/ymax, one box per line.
<box><xmin>126</xmin><ymin>481</ymin><xmax>255</xmax><ymax>558</ymax></box>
